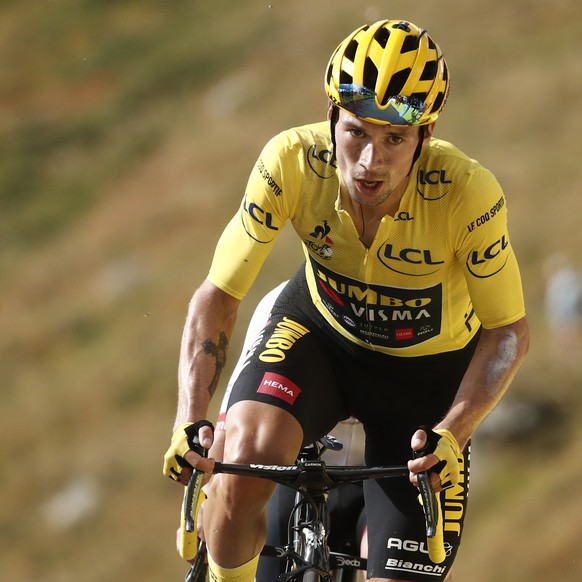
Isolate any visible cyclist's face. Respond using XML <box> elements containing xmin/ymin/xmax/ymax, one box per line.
<box><xmin>334</xmin><ymin>109</ymin><xmax>431</xmax><ymax>208</ymax></box>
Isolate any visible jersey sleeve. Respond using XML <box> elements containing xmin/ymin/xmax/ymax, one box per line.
<box><xmin>450</xmin><ymin>166</ymin><xmax>526</xmax><ymax>328</ymax></box>
<box><xmin>208</xmin><ymin>132</ymin><xmax>302</xmax><ymax>299</ymax></box>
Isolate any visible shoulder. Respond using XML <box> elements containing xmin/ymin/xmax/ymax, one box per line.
<box><xmin>423</xmin><ymin>138</ymin><xmax>498</xmax><ymax>184</ymax></box>
<box><xmin>266</xmin><ymin>121</ymin><xmax>332</xmax><ymax>155</ymax></box>
<box><xmin>418</xmin><ymin>138</ymin><xmax>502</xmax><ymax>205</ymax></box>
<box><xmin>261</xmin><ymin>121</ymin><xmax>336</xmax><ymax>181</ymax></box>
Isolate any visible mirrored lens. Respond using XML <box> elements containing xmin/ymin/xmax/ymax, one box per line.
<box><xmin>338</xmin><ymin>84</ymin><xmax>426</xmax><ymax>125</ymax></box>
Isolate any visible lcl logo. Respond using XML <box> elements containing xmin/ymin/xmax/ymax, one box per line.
<box><xmin>466</xmin><ymin>234</ymin><xmax>509</xmax><ymax>278</ymax></box>
<box><xmin>416</xmin><ymin>169</ymin><xmax>452</xmax><ymax>200</ymax></box>
<box><xmin>418</xmin><ymin>169</ymin><xmax>452</xmax><ymax>185</ymax></box>
<box><xmin>243</xmin><ymin>195</ymin><xmax>279</xmax><ymax>231</ymax></box>
<box><xmin>307</xmin><ymin>144</ymin><xmax>336</xmax><ymax>179</ymax></box>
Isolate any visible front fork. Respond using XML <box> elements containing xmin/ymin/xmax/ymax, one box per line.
<box><xmin>281</xmin><ymin>490</ymin><xmax>332</xmax><ymax>581</ymax></box>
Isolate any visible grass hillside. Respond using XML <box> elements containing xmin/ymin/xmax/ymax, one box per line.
<box><xmin>2</xmin><ymin>1</ymin><xmax>582</xmax><ymax>580</ymax></box>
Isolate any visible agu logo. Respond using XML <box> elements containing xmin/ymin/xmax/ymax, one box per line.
<box><xmin>257</xmin><ymin>372</ymin><xmax>301</xmax><ymax>405</ymax></box>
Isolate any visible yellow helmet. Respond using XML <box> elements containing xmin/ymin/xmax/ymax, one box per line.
<box><xmin>325</xmin><ymin>20</ymin><xmax>449</xmax><ymax>126</ymax></box>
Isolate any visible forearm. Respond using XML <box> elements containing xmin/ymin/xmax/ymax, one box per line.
<box><xmin>435</xmin><ymin>316</ymin><xmax>530</xmax><ymax>450</ymax></box>
<box><xmin>174</xmin><ymin>279</ymin><xmax>239</xmax><ymax>429</ymax></box>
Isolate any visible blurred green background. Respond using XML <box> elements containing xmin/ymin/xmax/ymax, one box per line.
<box><xmin>2</xmin><ymin>1</ymin><xmax>582</xmax><ymax>580</ymax></box>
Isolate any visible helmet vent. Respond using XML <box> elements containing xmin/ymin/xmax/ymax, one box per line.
<box><xmin>325</xmin><ymin>63</ymin><xmax>333</xmax><ymax>85</ymax></box>
<box><xmin>420</xmin><ymin>60</ymin><xmax>438</xmax><ymax>81</ymax></box>
<box><xmin>383</xmin><ymin>68</ymin><xmax>410</xmax><ymax>104</ymax></box>
<box><xmin>431</xmin><ymin>91</ymin><xmax>446</xmax><ymax>114</ymax></box>
<box><xmin>411</xmin><ymin>91</ymin><xmax>428</xmax><ymax>103</ymax></box>
<box><xmin>373</xmin><ymin>26</ymin><xmax>390</xmax><ymax>49</ymax></box>
<box><xmin>339</xmin><ymin>69</ymin><xmax>352</xmax><ymax>85</ymax></box>
<box><xmin>363</xmin><ymin>57</ymin><xmax>379</xmax><ymax>91</ymax></box>
<box><xmin>344</xmin><ymin>39</ymin><xmax>358</xmax><ymax>62</ymax></box>
<box><xmin>401</xmin><ymin>35</ymin><xmax>420</xmax><ymax>54</ymax></box>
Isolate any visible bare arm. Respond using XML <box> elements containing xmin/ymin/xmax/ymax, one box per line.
<box><xmin>437</xmin><ymin>316</ymin><xmax>530</xmax><ymax>448</ymax></box>
<box><xmin>174</xmin><ymin>279</ymin><xmax>240</xmax><ymax>454</ymax></box>
<box><xmin>410</xmin><ymin>316</ymin><xmax>530</xmax><ymax>479</ymax></box>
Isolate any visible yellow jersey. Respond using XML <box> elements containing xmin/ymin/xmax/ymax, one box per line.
<box><xmin>209</xmin><ymin>121</ymin><xmax>525</xmax><ymax>356</ymax></box>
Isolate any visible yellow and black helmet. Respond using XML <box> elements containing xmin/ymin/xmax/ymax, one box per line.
<box><xmin>325</xmin><ymin>20</ymin><xmax>449</xmax><ymax>126</ymax></box>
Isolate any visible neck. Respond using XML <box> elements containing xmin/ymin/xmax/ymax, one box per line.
<box><xmin>342</xmin><ymin>176</ymin><xmax>410</xmax><ymax>247</ymax></box>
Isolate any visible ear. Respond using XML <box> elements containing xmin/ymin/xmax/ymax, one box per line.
<box><xmin>423</xmin><ymin>122</ymin><xmax>436</xmax><ymax>144</ymax></box>
<box><xmin>326</xmin><ymin>102</ymin><xmax>335</xmax><ymax>121</ymax></box>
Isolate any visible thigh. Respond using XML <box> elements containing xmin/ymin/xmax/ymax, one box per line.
<box><xmin>341</xmin><ymin>338</ymin><xmax>478</xmax><ymax>580</ymax></box>
<box><xmin>226</xmin><ymin>312</ymin><xmax>348</xmax><ymax>446</ymax></box>
<box><xmin>363</xmin><ymin>443</ymin><xmax>470</xmax><ymax>581</ymax></box>
<box><xmin>341</xmin><ymin>332</ymin><xmax>481</xmax><ymax>460</ymax></box>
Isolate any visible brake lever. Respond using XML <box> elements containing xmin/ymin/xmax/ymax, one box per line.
<box><xmin>416</xmin><ymin>470</ymin><xmax>438</xmax><ymax>537</ymax></box>
<box><xmin>184</xmin><ymin>469</ymin><xmax>205</xmax><ymax>532</ymax></box>
<box><xmin>413</xmin><ymin>434</ymin><xmax>439</xmax><ymax>538</ymax></box>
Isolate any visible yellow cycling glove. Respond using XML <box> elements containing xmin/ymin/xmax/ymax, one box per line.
<box><xmin>429</xmin><ymin>429</ymin><xmax>461</xmax><ymax>490</ymax></box>
<box><xmin>414</xmin><ymin>427</ymin><xmax>462</xmax><ymax>564</ymax></box>
<box><xmin>163</xmin><ymin>420</ymin><xmax>214</xmax><ymax>481</ymax></box>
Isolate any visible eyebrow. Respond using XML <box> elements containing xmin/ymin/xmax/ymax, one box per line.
<box><xmin>343</xmin><ymin>118</ymin><xmax>410</xmax><ymax>137</ymax></box>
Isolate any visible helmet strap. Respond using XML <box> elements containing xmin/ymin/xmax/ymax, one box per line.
<box><xmin>329</xmin><ymin>105</ymin><xmax>340</xmax><ymax>158</ymax></box>
<box><xmin>408</xmin><ymin>126</ymin><xmax>426</xmax><ymax>176</ymax></box>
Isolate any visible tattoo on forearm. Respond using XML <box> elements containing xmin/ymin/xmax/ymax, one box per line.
<box><xmin>202</xmin><ymin>332</ymin><xmax>228</xmax><ymax>398</ymax></box>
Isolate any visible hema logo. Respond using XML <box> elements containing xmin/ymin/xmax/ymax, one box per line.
<box><xmin>257</xmin><ymin>371</ymin><xmax>301</xmax><ymax>405</ymax></box>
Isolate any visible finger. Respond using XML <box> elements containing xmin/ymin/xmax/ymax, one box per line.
<box><xmin>408</xmin><ymin>452</ymin><xmax>439</xmax><ymax>473</ymax></box>
<box><xmin>409</xmin><ymin>462</ymin><xmax>443</xmax><ymax>491</ymax></box>
<box><xmin>182</xmin><ymin>453</ymin><xmax>216</xmax><ymax>481</ymax></box>
<box><xmin>430</xmin><ymin>471</ymin><xmax>442</xmax><ymax>492</ymax></box>
<box><xmin>409</xmin><ymin>470</ymin><xmax>419</xmax><ymax>487</ymax></box>
<box><xmin>199</xmin><ymin>424</ymin><xmax>214</xmax><ymax>450</ymax></box>
<box><xmin>175</xmin><ymin>465</ymin><xmax>192</xmax><ymax>486</ymax></box>
<box><xmin>411</xmin><ymin>428</ymin><xmax>428</xmax><ymax>452</ymax></box>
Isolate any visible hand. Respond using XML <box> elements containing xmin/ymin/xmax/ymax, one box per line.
<box><xmin>408</xmin><ymin>427</ymin><xmax>462</xmax><ymax>492</ymax></box>
<box><xmin>163</xmin><ymin>420</ymin><xmax>215</xmax><ymax>485</ymax></box>
<box><xmin>408</xmin><ymin>427</ymin><xmax>462</xmax><ymax>565</ymax></box>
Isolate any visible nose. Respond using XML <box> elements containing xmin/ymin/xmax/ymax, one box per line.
<box><xmin>359</xmin><ymin>140</ymin><xmax>384</xmax><ymax>170</ymax></box>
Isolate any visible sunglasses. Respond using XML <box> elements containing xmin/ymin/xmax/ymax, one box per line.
<box><xmin>338</xmin><ymin>83</ymin><xmax>427</xmax><ymax>126</ymax></box>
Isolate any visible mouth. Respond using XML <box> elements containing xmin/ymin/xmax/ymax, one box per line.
<box><xmin>355</xmin><ymin>178</ymin><xmax>384</xmax><ymax>195</ymax></box>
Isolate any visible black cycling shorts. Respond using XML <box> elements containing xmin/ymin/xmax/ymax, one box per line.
<box><xmin>226</xmin><ymin>267</ymin><xmax>478</xmax><ymax>580</ymax></box>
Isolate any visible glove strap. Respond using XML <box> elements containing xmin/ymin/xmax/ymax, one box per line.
<box><xmin>183</xmin><ymin>419</ymin><xmax>215</xmax><ymax>455</ymax></box>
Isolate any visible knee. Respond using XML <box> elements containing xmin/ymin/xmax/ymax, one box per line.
<box><xmin>224</xmin><ymin>401</ymin><xmax>303</xmax><ymax>466</ymax></box>
<box><xmin>213</xmin><ymin>439</ymin><xmax>279</xmax><ymax>513</ymax></box>
<box><xmin>209</xmin><ymin>472</ymin><xmax>276</xmax><ymax>518</ymax></box>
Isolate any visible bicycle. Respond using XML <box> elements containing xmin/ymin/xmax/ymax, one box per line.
<box><xmin>180</xmin><ymin>432</ymin><xmax>443</xmax><ymax>582</ymax></box>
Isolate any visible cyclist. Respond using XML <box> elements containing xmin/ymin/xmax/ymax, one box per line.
<box><xmin>163</xmin><ymin>19</ymin><xmax>529</xmax><ymax>582</ymax></box>
<box><xmin>210</xmin><ymin>282</ymin><xmax>367</xmax><ymax>580</ymax></box>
